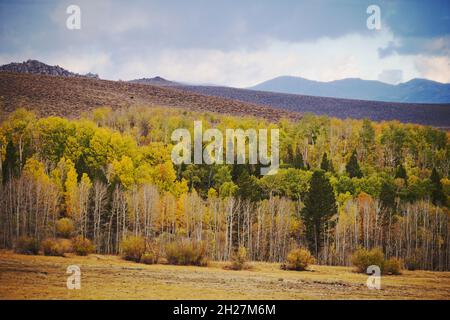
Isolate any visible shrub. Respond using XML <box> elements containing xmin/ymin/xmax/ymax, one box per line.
<box><xmin>226</xmin><ymin>246</ymin><xmax>249</xmax><ymax>270</ymax></box>
<box><xmin>165</xmin><ymin>240</ymin><xmax>207</xmax><ymax>266</ymax></box>
<box><xmin>56</xmin><ymin>218</ymin><xmax>74</xmax><ymax>238</ymax></box>
<box><xmin>141</xmin><ymin>252</ymin><xmax>158</xmax><ymax>265</ymax></box>
<box><xmin>351</xmin><ymin>248</ymin><xmax>385</xmax><ymax>273</ymax></box>
<box><xmin>121</xmin><ymin>236</ymin><xmax>146</xmax><ymax>262</ymax></box>
<box><xmin>384</xmin><ymin>257</ymin><xmax>403</xmax><ymax>275</ymax></box>
<box><xmin>404</xmin><ymin>249</ymin><xmax>422</xmax><ymax>271</ymax></box>
<box><xmin>140</xmin><ymin>240</ymin><xmax>161</xmax><ymax>264</ymax></box>
<box><xmin>351</xmin><ymin>248</ymin><xmax>402</xmax><ymax>275</ymax></box>
<box><xmin>282</xmin><ymin>248</ymin><xmax>315</xmax><ymax>271</ymax></box>
<box><xmin>71</xmin><ymin>236</ymin><xmax>95</xmax><ymax>256</ymax></box>
<box><xmin>405</xmin><ymin>257</ymin><xmax>420</xmax><ymax>271</ymax></box>
<box><xmin>41</xmin><ymin>238</ymin><xmax>73</xmax><ymax>256</ymax></box>
<box><xmin>14</xmin><ymin>236</ymin><xmax>40</xmax><ymax>255</ymax></box>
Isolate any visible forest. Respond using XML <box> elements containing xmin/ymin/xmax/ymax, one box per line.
<box><xmin>0</xmin><ymin>106</ymin><xmax>449</xmax><ymax>271</ymax></box>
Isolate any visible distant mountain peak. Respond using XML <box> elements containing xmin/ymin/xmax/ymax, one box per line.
<box><xmin>401</xmin><ymin>78</ymin><xmax>443</xmax><ymax>85</ymax></box>
<box><xmin>0</xmin><ymin>59</ymin><xmax>99</xmax><ymax>78</ymax></box>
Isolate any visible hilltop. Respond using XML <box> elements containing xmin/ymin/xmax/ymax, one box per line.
<box><xmin>0</xmin><ymin>59</ymin><xmax>99</xmax><ymax>79</ymax></box>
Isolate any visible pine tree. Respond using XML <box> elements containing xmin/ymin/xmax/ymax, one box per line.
<box><xmin>320</xmin><ymin>152</ymin><xmax>329</xmax><ymax>171</ymax></box>
<box><xmin>380</xmin><ymin>181</ymin><xmax>396</xmax><ymax>213</ymax></box>
<box><xmin>430</xmin><ymin>168</ymin><xmax>446</xmax><ymax>206</ymax></box>
<box><xmin>286</xmin><ymin>145</ymin><xmax>294</xmax><ymax>163</ymax></box>
<box><xmin>346</xmin><ymin>150</ymin><xmax>362</xmax><ymax>178</ymax></box>
<box><xmin>301</xmin><ymin>170</ymin><xmax>337</xmax><ymax>257</ymax></box>
<box><xmin>2</xmin><ymin>140</ymin><xmax>18</xmax><ymax>184</ymax></box>
<box><xmin>293</xmin><ymin>146</ymin><xmax>305</xmax><ymax>169</ymax></box>
<box><xmin>395</xmin><ymin>164</ymin><xmax>408</xmax><ymax>181</ymax></box>
<box><xmin>328</xmin><ymin>159</ymin><xmax>335</xmax><ymax>173</ymax></box>
<box><xmin>379</xmin><ymin>180</ymin><xmax>397</xmax><ymax>251</ymax></box>
<box><xmin>236</xmin><ymin>170</ymin><xmax>262</xmax><ymax>202</ymax></box>
<box><xmin>359</xmin><ymin>119</ymin><xmax>375</xmax><ymax>161</ymax></box>
<box><xmin>213</xmin><ymin>165</ymin><xmax>233</xmax><ymax>190</ymax></box>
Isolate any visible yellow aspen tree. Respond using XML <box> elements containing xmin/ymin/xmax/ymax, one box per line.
<box><xmin>64</xmin><ymin>160</ymin><xmax>78</xmax><ymax>217</ymax></box>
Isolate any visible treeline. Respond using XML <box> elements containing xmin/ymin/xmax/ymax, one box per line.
<box><xmin>0</xmin><ymin>107</ymin><xmax>449</xmax><ymax>270</ymax></box>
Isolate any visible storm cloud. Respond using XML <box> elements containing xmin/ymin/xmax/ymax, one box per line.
<box><xmin>1</xmin><ymin>0</ymin><xmax>449</xmax><ymax>85</ymax></box>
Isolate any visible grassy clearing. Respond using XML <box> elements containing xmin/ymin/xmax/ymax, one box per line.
<box><xmin>0</xmin><ymin>250</ymin><xmax>449</xmax><ymax>300</ymax></box>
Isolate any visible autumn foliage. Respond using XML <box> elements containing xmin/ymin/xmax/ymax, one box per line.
<box><xmin>282</xmin><ymin>248</ymin><xmax>316</xmax><ymax>271</ymax></box>
<box><xmin>165</xmin><ymin>240</ymin><xmax>208</xmax><ymax>266</ymax></box>
<box><xmin>71</xmin><ymin>236</ymin><xmax>95</xmax><ymax>256</ymax></box>
<box><xmin>0</xmin><ymin>108</ymin><xmax>448</xmax><ymax>271</ymax></box>
<box><xmin>14</xmin><ymin>236</ymin><xmax>40</xmax><ymax>255</ymax></box>
<box><xmin>351</xmin><ymin>248</ymin><xmax>403</xmax><ymax>275</ymax></box>
<box><xmin>226</xmin><ymin>246</ymin><xmax>250</xmax><ymax>270</ymax></box>
<box><xmin>120</xmin><ymin>236</ymin><xmax>146</xmax><ymax>262</ymax></box>
<box><xmin>41</xmin><ymin>238</ymin><xmax>73</xmax><ymax>256</ymax></box>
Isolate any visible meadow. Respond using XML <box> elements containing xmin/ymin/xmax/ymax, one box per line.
<box><xmin>0</xmin><ymin>250</ymin><xmax>449</xmax><ymax>300</ymax></box>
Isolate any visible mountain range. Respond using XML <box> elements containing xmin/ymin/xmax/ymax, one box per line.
<box><xmin>249</xmin><ymin>76</ymin><xmax>450</xmax><ymax>104</ymax></box>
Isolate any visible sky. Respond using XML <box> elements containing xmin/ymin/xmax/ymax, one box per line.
<box><xmin>0</xmin><ymin>0</ymin><xmax>449</xmax><ymax>86</ymax></box>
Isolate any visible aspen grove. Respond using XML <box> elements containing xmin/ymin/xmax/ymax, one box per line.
<box><xmin>0</xmin><ymin>107</ymin><xmax>449</xmax><ymax>270</ymax></box>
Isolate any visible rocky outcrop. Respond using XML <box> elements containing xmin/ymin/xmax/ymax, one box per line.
<box><xmin>0</xmin><ymin>60</ymin><xmax>99</xmax><ymax>78</ymax></box>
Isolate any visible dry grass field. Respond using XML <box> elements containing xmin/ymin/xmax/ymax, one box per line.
<box><xmin>0</xmin><ymin>250</ymin><xmax>449</xmax><ymax>300</ymax></box>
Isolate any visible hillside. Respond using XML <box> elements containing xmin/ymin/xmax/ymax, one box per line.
<box><xmin>249</xmin><ymin>75</ymin><xmax>450</xmax><ymax>104</ymax></box>
<box><xmin>175</xmin><ymin>85</ymin><xmax>450</xmax><ymax>128</ymax></box>
<box><xmin>1</xmin><ymin>71</ymin><xmax>450</xmax><ymax>128</ymax></box>
<box><xmin>0</xmin><ymin>72</ymin><xmax>299</xmax><ymax>122</ymax></box>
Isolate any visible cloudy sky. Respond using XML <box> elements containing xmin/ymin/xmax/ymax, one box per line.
<box><xmin>0</xmin><ymin>0</ymin><xmax>449</xmax><ymax>86</ymax></box>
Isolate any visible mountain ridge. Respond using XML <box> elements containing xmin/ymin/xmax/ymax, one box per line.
<box><xmin>174</xmin><ymin>84</ymin><xmax>450</xmax><ymax>128</ymax></box>
<box><xmin>249</xmin><ymin>75</ymin><xmax>450</xmax><ymax>103</ymax></box>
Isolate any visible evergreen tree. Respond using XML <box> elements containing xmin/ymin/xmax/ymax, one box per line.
<box><xmin>2</xmin><ymin>140</ymin><xmax>18</xmax><ymax>184</ymax></box>
<box><xmin>236</xmin><ymin>170</ymin><xmax>262</xmax><ymax>202</ymax></box>
<box><xmin>359</xmin><ymin>119</ymin><xmax>375</xmax><ymax>160</ymax></box>
<box><xmin>293</xmin><ymin>146</ymin><xmax>305</xmax><ymax>169</ymax></box>
<box><xmin>301</xmin><ymin>170</ymin><xmax>337</xmax><ymax>257</ymax></box>
<box><xmin>380</xmin><ymin>181</ymin><xmax>396</xmax><ymax>213</ymax></box>
<box><xmin>430</xmin><ymin>168</ymin><xmax>446</xmax><ymax>206</ymax></box>
<box><xmin>379</xmin><ymin>180</ymin><xmax>397</xmax><ymax>250</ymax></box>
<box><xmin>395</xmin><ymin>164</ymin><xmax>408</xmax><ymax>181</ymax></box>
<box><xmin>328</xmin><ymin>159</ymin><xmax>335</xmax><ymax>173</ymax></box>
<box><xmin>213</xmin><ymin>165</ymin><xmax>233</xmax><ymax>190</ymax></box>
<box><xmin>286</xmin><ymin>145</ymin><xmax>294</xmax><ymax>163</ymax></box>
<box><xmin>320</xmin><ymin>152</ymin><xmax>330</xmax><ymax>171</ymax></box>
<box><xmin>346</xmin><ymin>150</ymin><xmax>362</xmax><ymax>178</ymax></box>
